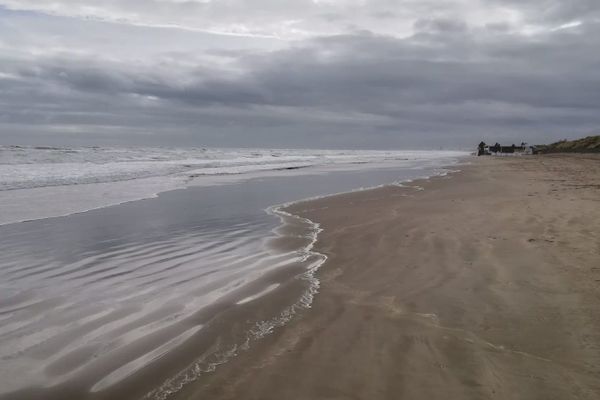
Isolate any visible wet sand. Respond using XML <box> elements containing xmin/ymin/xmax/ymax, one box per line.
<box><xmin>178</xmin><ymin>155</ymin><xmax>600</xmax><ymax>399</ymax></box>
<box><xmin>4</xmin><ymin>165</ymin><xmax>450</xmax><ymax>400</ymax></box>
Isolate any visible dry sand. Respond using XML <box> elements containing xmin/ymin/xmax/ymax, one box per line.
<box><xmin>178</xmin><ymin>154</ymin><xmax>600</xmax><ymax>400</ymax></box>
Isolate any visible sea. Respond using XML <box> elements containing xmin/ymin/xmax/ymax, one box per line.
<box><xmin>0</xmin><ymin>145</ymin><xmax>467</xmax><ymax>399</ymax></box>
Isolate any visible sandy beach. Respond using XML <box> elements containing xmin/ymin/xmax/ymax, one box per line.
<box><xmin>4</xmin><ymin>1</ymin><xmax>600</xmax><ymax>398</ymax></box>
<box><xmin>0</xmin><ymin>150</ymin><xmax>464</xmax><ymax>400</ymax></box>
<box><xmin>177</xmin><ymin>154</ymin><xmax>600</xmax><ymax>400</ymax></box>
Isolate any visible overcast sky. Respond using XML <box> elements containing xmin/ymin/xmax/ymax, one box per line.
<box><xmin>1</xmin><ymin>1</ymin><xmax>599</xmax><ymax>149</ymax></box>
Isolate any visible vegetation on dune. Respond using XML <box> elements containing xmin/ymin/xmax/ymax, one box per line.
<box><xmin>538</xmin><ymin>135</ymin><xmax>600</xmax><ymax>153</ymax></box>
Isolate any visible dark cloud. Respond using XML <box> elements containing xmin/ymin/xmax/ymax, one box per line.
<box><xmin>413</xmin><ymin>18</ymin><xmax>468</xmax><ymax>34</ymax></box>
<box><xmin>1</xmin><ymin>2</ymin><xmax>600</xmax><ymax>148</ymax></box>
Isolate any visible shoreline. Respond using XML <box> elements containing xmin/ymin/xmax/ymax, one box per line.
<box><xmin>159</xmin><ymin>165</ymin><xmax>467</xmax><ymax>400</ymax></box>
<box><xmin>0</xmin><ymin>157</ymin><xmax>466</xmax><ymax>400</ymax></box>
<box><xmin>145</xmin><ymin>164</ymin><xmax>464</xmax><ymax>399</ymax></box>
<box><xmin>176</xmin><ymin>154</ymin><xmax>600</xmax><ymax>400</ymax></box>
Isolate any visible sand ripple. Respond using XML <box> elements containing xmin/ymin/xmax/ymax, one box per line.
<box><xmin>0</xmin><ymin>215</ymin><xmax>315</xmax><ymax>396</ymax></box>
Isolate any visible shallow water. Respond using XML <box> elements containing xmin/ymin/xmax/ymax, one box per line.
<box><xmin>0</xmin><ymin>152</ymin><xmax>465</xmax><ymax>399</ymax></box>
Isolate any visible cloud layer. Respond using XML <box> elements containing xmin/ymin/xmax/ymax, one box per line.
<box><xmin>1</xmin><ymin>1</ymin><xmax>599</xmax><ymax>148</ymax></box>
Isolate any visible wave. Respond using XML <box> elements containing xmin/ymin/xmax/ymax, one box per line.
<box><xmin>0</xmin><ymin>145</ymin><xmax>467</xmax><ymax>191</ymax></box>
<box><xmin>0</xmin><ymin>146</ymin><xmax>468</xmax><ymax>226</ymax></box>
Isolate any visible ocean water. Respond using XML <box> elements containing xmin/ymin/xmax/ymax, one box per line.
<box><xmin>0</xmin><ymin>146</ymin><xmax>466</xmax><ymax>399</ymax></box>
<box><xmin>0</xmin><ymin>146</ymin><xmax>463</xmax><ymax>225</ymax></box>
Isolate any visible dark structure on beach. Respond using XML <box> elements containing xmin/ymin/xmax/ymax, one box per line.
<box><xmin>478</xmin><ymin>135</ymin><xmax>600</xmax><ymax>156</ymax></box>
<box><xmin>477</xmin><ymin>141</ymin><xmax>537</xmax><ymax>156</ymax></box>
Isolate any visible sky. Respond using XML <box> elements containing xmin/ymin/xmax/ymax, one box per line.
<box><xmin>0</xmin><ymin>0</ymin><xmax>599</xmax><ymax>149</ymax></box>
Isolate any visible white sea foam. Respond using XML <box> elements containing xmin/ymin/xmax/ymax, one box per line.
<box><xmin>0</xmin><ymin>145</ymin><xmax>467</xmax><ymax>225</ymax></box>
<box><xmin>143</xmin><ymin>203</ymin><xmax>328</xmax><ymax>400</ymax></box>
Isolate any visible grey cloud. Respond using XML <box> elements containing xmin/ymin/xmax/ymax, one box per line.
<box><xmin>413</xmin><ymin>18</ymin><xmax>468</xmax><ymax>34</ymax></box>
<box><xmin>370</xmin><ymin>11</ymin><xmax>397</xmax><ymax>20</ymax></box>
<box><xmin>5</xmin><ymin>0</ymin><xmax>580</xmax><ymax>38</ymax></box>
<box><xmin>1</xmin><ymin>3</ymin><xmax>600</xmax><ymax>148</ymax></box>
<box><xmin>483</xmin><ymin>0</ymin><xmax>600</xmax><ymax>24</ymax></box>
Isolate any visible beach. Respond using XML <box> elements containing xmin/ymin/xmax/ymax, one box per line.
<box><xmin>0</xmin><ymin>147</ymin><xmax>464</xmax><ymax>400</ymax></box>
<box><xmin>4</xmin><ymin>1</ymin><xmax>600</xmax><ymax>398</ymax></box>
<box><xmin>177</xmin><ymin>154</ymin><xmax>600</xmax><ymax>399</ymax></box>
